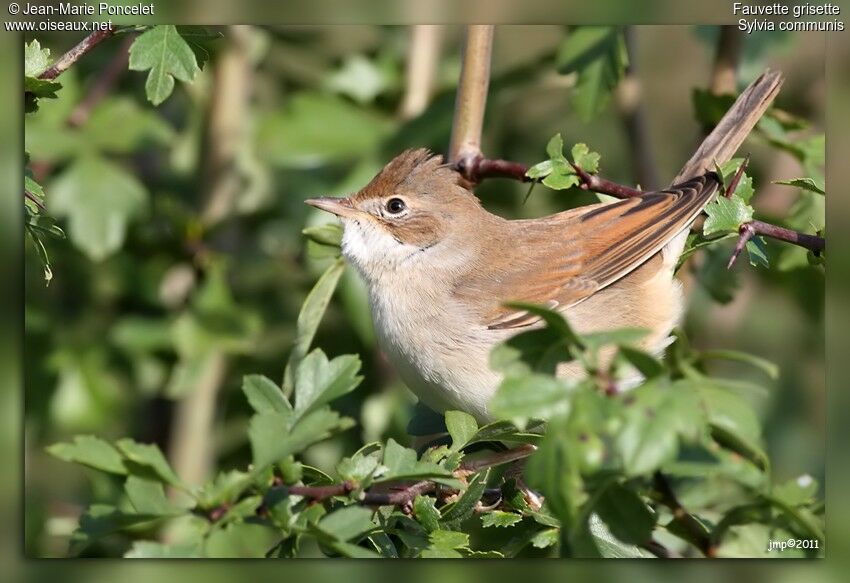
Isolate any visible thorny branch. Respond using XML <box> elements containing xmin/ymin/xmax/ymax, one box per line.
<box><xmin>454</xmin><ymin>155</ymin><xmax>825</xmax><ymax>264</ymax></box>
<box><xmin>237</xmin><ymin>444</ymin><xmax>541</xmax><ymax>519</ymax></box>
<box><xmin>653</xmin><ymin>472</ymin><xmax>715</xmax><ymax>557</ymax></box>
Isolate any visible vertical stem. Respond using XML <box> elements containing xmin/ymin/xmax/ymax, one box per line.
<box><xmin>448</xmin><ymin>25</ymin><xmax>494</xmax><ymax>169</ymax></box>
<box><xmin>616</xmin><ymin>27</ymin><xmax>659</xmax><ymax>190</ymax></box>
<box><xmin>398</xmin><ymin>25</ymin><xmax>443</xmax><ymax>121</ymax></box>
<box><xmin>709</xmin><ymin>26</ymin><xmax>744</xmax><ymax>96</ymax></box>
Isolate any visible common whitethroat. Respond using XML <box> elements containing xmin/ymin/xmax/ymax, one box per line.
<box><xmin>306</xmin><ymin>71</ymin><xmax>783</xmax><ymax>422</ymax></box>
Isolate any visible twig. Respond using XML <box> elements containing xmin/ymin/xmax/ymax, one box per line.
<box><xmin>448</xmin><ymin>25</ymin><xmax>494</xmax><ymax>174</ymax></box>
<box><xmin>617</xmin><ymin>27</ymin><xmax>659</xmax><ymax>190</ymax></box>
<box><xmin>38</xmin><ymin>25</ymin><xmax>118</xmax><ymax>81</ymax></box>
<box><xmin>708</xmin><ymin>26</ymin><xmax>744</xmax><ymax>97</ymax></box>
<box><xmin>722</xmin><ymin>153</ymin><xmax>749</xmax><ymax>198</ymax></box>
<box><xmin>727</xmin><ymin>219</ymin><xmax>824</xmax><ymax>269</ymax></box>
<box><xmin>275</xmin><ymin>443</ymin><xmax>537</xmax><ymax>513</ymax></box>
<box><xmin>67</xmin><ymin>34</ymin><xmax>134</xmax><ymax>127</ymax></box>
<box><xmin>25</xmin><ymin>188</ymin><xmax>46</xmax><ymax>212</ymax></box>
<box><xmin>569</xmin><ymin>161</ymin><xmax>644</xmax><ymax>198</ymax></box>
<box><xmin>653</xmin><ymin>472</ymin><xmax>714</xmax><ymax>557</ymax></box>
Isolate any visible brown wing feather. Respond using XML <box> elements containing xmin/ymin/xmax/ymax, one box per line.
<box><xmin>454</xmin><ymin>173</ymin><xmax>720</xmax><ymax>330</ymax></box>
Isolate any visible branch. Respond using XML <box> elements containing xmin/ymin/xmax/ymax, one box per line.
<box><xmin>448</xmin><ymin>25</ymin><xmax>494</xmax><ymax>172</ymax></box>
<box><xmin>38</xmin><ymin>25</ymin><xmax>118</xmax><ymax>81</ymax></box>
<box><xmin>277</xmin><ymin>444</ymin><xmax>537</xmax><ymax>513</ymax></box>
<box><xmin>708</xmin><ymin>26</ymin><xmax>744</xmax><ymax>97</ymax></box>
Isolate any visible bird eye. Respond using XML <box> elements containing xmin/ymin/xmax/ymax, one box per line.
<box><xmin>385</xmin><ymin>198</ymin><xmax>406</xmax><ymax>214</ymax></box>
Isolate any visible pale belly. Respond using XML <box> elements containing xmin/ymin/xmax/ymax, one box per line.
<box><xmin>365</xmin><ymin>253</ymin><xmax>683</xmax><ymax>423</ymax></box>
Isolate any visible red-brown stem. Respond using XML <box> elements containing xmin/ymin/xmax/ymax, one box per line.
<box><xmin>25</xmin><ymin>189</ymin><xmax>46</xmax><ymax>212</ymax></box>
<box><xmin>39</xmin><ymin>25</ymin><xmax>118</xmax><ymax>81</ymax></box>
<box><xmin>468</xmin><ymin>156</ymin><xmax>825</xmax><ymax>257</ymax></box>
<box><xmin>723</xmin><ymin>154</ymin><xmax>749</xmax><ymax>198</ymax></box>
<box><xmin>288</xmin><ymin>481</ymin><xmax>355</xmax><ymax>501</ymax></box>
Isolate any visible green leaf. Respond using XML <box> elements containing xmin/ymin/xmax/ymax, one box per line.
<box><xmin>467</xmin><ymin>420</ymin><xmax>544</xmax><ymax>446</ymax></box>
<box><xmin>746</xmin><ymin>236</ymin><xmax>770</xmax><ymax>268</ymax></box>
<box><xmin>773</xmin><ymin>177</ymin><xmax>825</xmax><ymax>195</ymax></box>
<box><xmin>69</xmin><ymin>504</ymin><xmax>164</xmax><ymax>556</ymax></box>
<box><xmin>427</xmin><ymin>529</ymin><xmax>469</xmax><ymax>550</ymax></box>
<box><xmin>557</xmin><ymin>27</ymin><xmax>628</xmax><ymax>121</ymax></box>
<box><xmin>302</xmin><ymin>223</ymin><xmax>343</xmax><ymax>249</ymax></box>
<box><xmin>617</xmin><ymin>345</ymin><xmax>664</xmax><ymax>379</ymax></box>
<box><xmin>25</xmin><ymin>77</ymin><xmax>62</xmax><ymax>113</ymax></box>
<box><xmin>24</xmin><ymin>39</ymin><xmax>51</xmax><ymax>77</ymax></box>
<box><xmin>481</xmin><ymin>510</ymin><xmax>523</xmax><ymax>528</ymax></box>
<box><xmin>124</xmin><ymin>476</ymin><xmax>183</xmax><ymax>515</ymax></box>
<box><xmin>283</xmin><ymin>258</ymin><xmax>345</xmax><ymax>396</ymax></box>
<box><xmin>336</xmin><ymin>443</ymin><xmax>384</xmax><ymax>484</ymax></box>
<box><xmin>571</xmin><ymin>143</ymin><xmax>600</xmax><ymax>173</ymax></box>
<box><xmin>129</xmin><ymin>25</ymin><xmax>201</xmax><ymax>105</ymax></box>
<box><xmin>616</xmin><ymin>381</ymin><xmax>704</xmax><ymax>476</ymax></box>
<box><xmin>593</xmin><ymin>483</ymin><xmax>655</xmax><ymax>545</ymax></box>
<box><xmin>530</xmin><ymin>528</ymin><xmax>559</xmax><ymax>549</ymax></box>
<box><xmin>196</xmin><ymin>469</ymin><xmax>254</xmax><ymax>509</ymax></box>
<box><xmin>490</xmin><ymin>374</ymin><xmax>573</xmax><ymax>429</ymax></box>
<box><xmin>249</xmin><ymin>408</ymin><xmax>350</xmax><ymax>470</ymax></box>
<box><xmin>526</xmin><ymin>159</ymin><xmax>553</xmax><ymax>180</ymax></box>
<box><xmin>49</xmin><ymin>155</ymin><xmax>148</xmax><ymax>261</ymax></box>
<box><xmin>242</xmin><ymin>374</ymin><xmax>292</xmax><ymax>415</ymax></box>
<box><xmin>413</xmin><ymin>495</ymin><xmax>441</xmax><ymax>532</ymax></box>
<box><xmin>46</xmin><ymin>435</ymin><xmax>127</xmax><ymax>475</ymax></box>
<box><xmin>542</xmin><ymin>168</ymin><xmax>580</xmax><ymax>190</ymax></box>
<box><xmin>125</xmin><ymin>541</ymin><xmax>202</xmax><ymax>558</ymax></box>
<box><xmin>326</xmin><ymin>54</ymin><xmax>390</xmax><ymax>104</ymax></box>
<box><xmin>445</xmin><ymin>410</ymin><xmax>478</xmax><ymax>452</ymax></box>
<box><xmin>315</xmin><ymin>505</ymin><xmax>375</xmax><ymax>542</ymax></box>
<box><xmin>376</xmin><ymin>439</ymin><xmax>459</xmax><ymax>487</ymax></box>
<box><xmin>703</xmin><ymin>195</ymin><xmax>753</xmax><ymax>236</ymax></box>
<box><xmin>697</xmin><ymin>384</ymin><xmax>767</xmax><ymax>470</ymax></box>
<box><xmin>294</xmin><ymin>349</ymin><xmax>362</xmax><ymax>418</ymax></box>
<box><xmin>441</xmin><ymin>469</ymin><xmax>490</xmax><ymax>525</ymax></box>
<box><xmin>114</xmin><ymin>438</ymin><xmax>184</xmax><ymax>488</ymax></box>
<box><xmin>545</xmin><ymin>133</ymin><xmax>565</xmax><ymax>160</ymax></box>
<box><xmin>80</xmin><ymin>97</ymin><xmax>174</xmax><ymax>152</ymax></box>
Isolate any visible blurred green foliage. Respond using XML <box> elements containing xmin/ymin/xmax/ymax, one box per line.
<box><xmin>23</xmin><ymin>25</ymin><xmax>824</xmax><ymax>558</ymax></box>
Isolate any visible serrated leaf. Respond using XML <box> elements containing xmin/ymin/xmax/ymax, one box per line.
<box><xmin>46</xmin><ymin>435</ymin><xmax>127</xmax><ymax>475</ymax></box>
<box><xmin>545</xmin><ymin>133</ymin><xmax>565</xmax><ymax>160</ymax></box>
<box><xmin>129</xmin><ymin>25</ymin><xmax>201</xmax><ymax>105</ymax></box>
<box><xmin>50</xmin><ymin>155</ymin><xmax>148</xmax><ymax>260</ymax></box>
<box><xmin>283</xmin><ymin>258</ymin><xmax>345</xmax><ymax>396</ymax></box>
<box><xmin>593</xmin><ymin>483</ymin><xmax>655</xmax><ymax>545</ymax></box>
<box><xmin>445</xmin><ymin>410</ymin><xmax>478</xmax><ymax>452</ymax></box>
<box><xmin>481</xmin><ymin>510</ymin><xmax>523</xmax><ymax>528</ymax></box>
<box><xmin>557</xmin><ymin>27</ymin><xmax>628</xmax><ymax>121</ymax></box>
<box><xmin>441</xmin><ymin>469</ymin><xmax>490</xmax><ymax>525</ymax></box>
<box><xmin>294</xmin><ymin>349</ymin><xmax>362</xmax><ymax>418</ymax></box>
<box><xmin>773</xmin><ymin>177</ymin><xmax>825</xmax><ymax>195</ymax></box>
<box><xmin>70</xmin><ymin>505</ymin><xmax>164</xmax><ymax>556</ymax></box>
<box><xmin>428</xmin><ymin>529</ymin><xmax>469</xmax><ymax>550</ymax></box>
<box><xmin>530</xmin><ymin>528</ymin><xmax>559</xmax><ymax>548</ymax></box>
<box><xmin>249</xmin><ymin>408</ymin><xmax>350</xmax><ymax>470</ymax></box>
<box><xmin>746</xmin><ymin>236</ymin><xmax>769</xmax><ymax>268</ymax></box>
<box><xmin>413</xmin><ymin>495</ymin><xmax>441</xmax><ymax>532</ymax></box>
<box><xmin>336</xmin><ymin>444</ymin><xmax>384</xmax><ymax>484</ymax></box>
<box><xmin>703</xmin><ymin>195</ymin><xmax>753</xmax><ymax>236</ymax></box>
<box><xmin>376</xmin><ymin>439</ymin><xmax>458</xmax><ymax>486</ymax></box>
<box><xmin>571</xmin><ymin>143</ymin><xmax>599</xmax><ymax>173</ymax></box>
<box><xmin>115</xmin><ymin>438</ymin><xmax>184</xmax><ymax>488</ymax></box>
<box><xmin>25</xmin><ymin>39</ymin><xmax>52</xmax><ymax>77</ymax></box>
<box><xmin>542</xmin><ymin>169</ymin><xmax>580</xmax><ymax>190</ymax></box>
<box><xmin>124</xmin><ymin>476</ymin><xmax>183</xmax><ymax>515</ymax></box>
<box><xmin>242</xmin><ymin>374</ymin><xmax>292</xmax><ymax>415</ymax></box>
<box><xmin>196</xmin><ymin>469</ymin><xmax>254</xmax><ymax>509</ymax></box>
<box><xmin>490</xmin><ymin>374</ymin><xmax>573</xmax><ymax>429</ymax></box>
<box><xmin>526</xmin><ymin>159</ymin><xmax>553</xmax><ymax>180</ymax></box>
<box><xmin>617</xmin><ymin>345</ymin><xmax>664</xmax><ymax>379</ymax></box>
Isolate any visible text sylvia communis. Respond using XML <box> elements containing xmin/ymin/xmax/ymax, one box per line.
<box><xmin>305</xmin><ymin>71</ymin><xmax>783</xmax><ymax>423</ymax></box>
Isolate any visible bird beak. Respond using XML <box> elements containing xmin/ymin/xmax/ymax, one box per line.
<box><xmin>305</xmin><ymin>196</ymin><xmax>356</xmax><ymax>218</ymax></box>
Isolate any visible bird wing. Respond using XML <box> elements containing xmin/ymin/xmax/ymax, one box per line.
<box><xmin>454</xmin><ymin>173</ymin><xmax>720</xmax><ymax>330</ymax></box>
